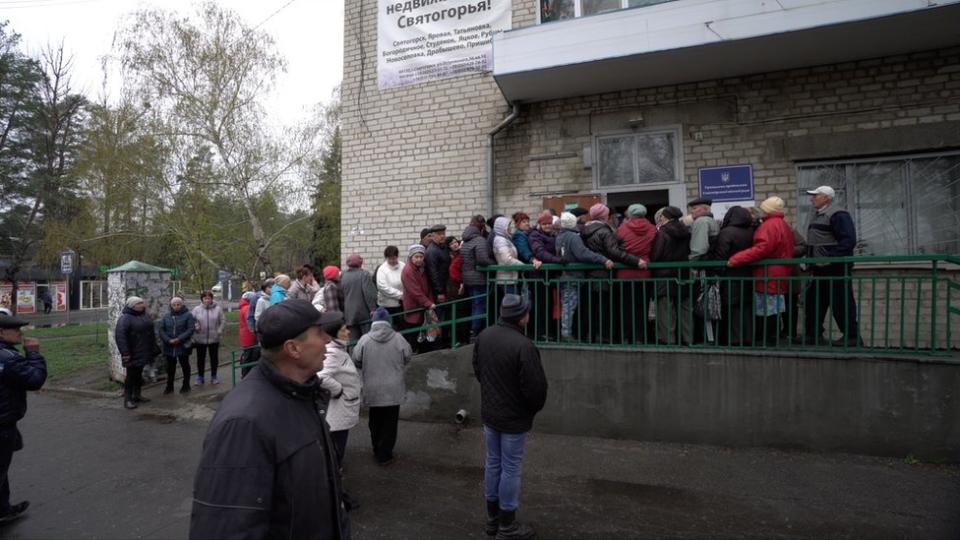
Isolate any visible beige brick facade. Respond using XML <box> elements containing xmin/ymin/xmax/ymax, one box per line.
<box><xmin>343</xmin><ymin>1</ymin><xmax>960</xmax><ymax>267</ymax></box>
<box><xmin>342</xmin><ymin>1</ymin><xmax>960</xmax><ymax>349</ymax></box>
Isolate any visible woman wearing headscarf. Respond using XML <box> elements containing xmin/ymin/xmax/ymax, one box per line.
<box><xmin>728</xmin><ymin>196</ymin><xmax>796</xmax><ymax>346</ymax></box>
<box><xmin>158</xmin><ymin>296</ymin><xmax>195</xmax><ymax>394</ymax></box>
<box><xmin>114</xmin><ymin>297</ymin><xmax>160</xmax><ymax>409</ymax></box>
<box><xmin>711</xmin><ymin>206</ymin><xmax>757</xmax><ymax>345</ymax></box>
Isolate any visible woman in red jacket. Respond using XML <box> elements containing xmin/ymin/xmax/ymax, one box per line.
<box><xmin>728</xmin><ymin>197</ymin><xmax>796</xmax><ymax>346</ymax></box>
<box><xmin>401</xmin><ymin>244</ymin><xmax>436</xmax><ymax>352</ymax></box>
<box><xmin>616</xmin><ymin>203</ymin><xmax>656</xmax><ymax>344</ymax></box>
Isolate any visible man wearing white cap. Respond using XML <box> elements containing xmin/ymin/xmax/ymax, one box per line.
<box><xmin>799</xmin><ymin>185</ymin><xmax>861</xmax><ymax>347</ymax></box>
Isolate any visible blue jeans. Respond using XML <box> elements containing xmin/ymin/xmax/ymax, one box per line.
<box><xmin>467</xmin><ymin>285</ymin><xmax>486</xmax><ymax>333</ymax></box>
<box><xmin>483</xmin><ymin>426</ymin><xmax>527</xmax><ymax>511</ymax></box>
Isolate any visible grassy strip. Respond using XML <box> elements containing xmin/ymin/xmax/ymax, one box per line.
<box><xmin>25</xmin><ymin>319</ymin><xmax>244</xmax><ymax>384</ymax></box>
<box><xmin>27</xmin><ymin>322</ymin><xmax>109</xmax><ymax>339</ymax></box>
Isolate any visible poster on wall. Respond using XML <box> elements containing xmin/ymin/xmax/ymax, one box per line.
<box><xmin>1</xmin><ymin>282</ymin><xmax>37</xmax><ymax>314</ymax></box>
<box><xmin>378</xmin><ymin>0</ymin><xmax>512</xmax><ymax>89</ymax></box>
<box><xmin>53</xmin><ymin>281</ymin><xmax>68</xmax><ymax>312</ymax></box>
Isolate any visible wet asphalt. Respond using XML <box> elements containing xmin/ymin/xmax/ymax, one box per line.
<box><xmin>1</xmin><ymin>390</ymin><xmax>958</xmax><ymax>539</ymax></box>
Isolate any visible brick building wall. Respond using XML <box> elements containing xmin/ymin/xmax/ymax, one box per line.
<box><xmin>341</xmin><ymin>0</ymin><xmax>538</xmax><ymax>268</ymax></box>
<box><xmin>343</xmin><ymin>0</ymin><xmax>960</xmax><ymax>267</ymax></box>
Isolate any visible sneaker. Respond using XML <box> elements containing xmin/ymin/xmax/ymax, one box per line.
<box><xmin>196</xmin><ymin>376</ymin><xmax>205</xmax><ymax>386</ymax></box>
<box><xmin>211</xmin><ymin>376</ymin><xmax>220</xmax><ymax>385</ymax></box>
<box><xmin>123</xmin><ymin>399</ymin><xmax>138</xmax><ymax>410</ymax></box>
<box><xmin>0</xmin><ymin>501</ymin><xmax>29</xmax><ymax>524</ymax></box>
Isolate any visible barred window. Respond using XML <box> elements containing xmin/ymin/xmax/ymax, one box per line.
<box><xmin>796</xmin><ymin>152</ymin><xmax>960</xmax><ymax>256</ymax></box>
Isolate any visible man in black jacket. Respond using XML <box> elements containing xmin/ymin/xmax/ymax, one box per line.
<box><xmin>0</xmin><ymin>312</ymin><xmax>47</xmax><ymax>525</ymax></box>
<box><xmin>473</xmin><ymin>294</ymin><xmax>548</xmax><ymax>540</ymax></box>
<box><xmin>190</xmin><ymin>299</ymin><xmax>350</xmax><ymax>540</ymax></box>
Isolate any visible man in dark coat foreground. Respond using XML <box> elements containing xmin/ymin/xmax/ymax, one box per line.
<box><xmin>473</xmin><ymin>294</ymin><xmax>548</xmax><ymax>539</ymax></box>
<box><xmin>190</xmin><ymin>299</ymin><xmax>350</xmax><ymax>540</ymax></box>
<box><xmin>0</xmin><ymin>312</ymin><xmax>47</xmax><ymax>525</ymax></box>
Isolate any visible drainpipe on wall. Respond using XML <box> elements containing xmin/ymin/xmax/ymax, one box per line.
<box><xmin>486</xmin><ymin>103</ymin><xmax>520</xmax><ymax>217</ymax></box>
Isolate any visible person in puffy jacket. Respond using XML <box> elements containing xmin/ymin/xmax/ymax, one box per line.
<box><xmin>353</xmin><ymin>307</ymin><xmax>412</xmax><ymax>465</ymax></box>
<box><xmin>555</xmin><ymin>212</ymin><xmax>613</xmax><ymax>342</ymax></box>
<box><xmin>651</xmin><ymin>207</ymin><xmax>693</xmax><ymax>345</ymax></box>
<box><xmin>616</xmin><ymin>204</ymin><xmax>657</xmax><ymax>344</ymax></box>
<box><xmin>493</xmin><ymin>217</ymin><xmax>541</xmax><ymax>297</ymax></box>
<box><xmin>191</xmin><ymin>291</ymin><xmax>225</xmax><ymax>386</ymax></box>
<box><xmin>115</xmin><ymin>296</ymin><xmax>160</xmax><ymax>409</ymax></box>
<box><xmin>158</xmin><ymin>297</ymin><xmax>195</xmax><ymax>394</ymax></box>
<box><xmin>460</xmin><ymin>225</ymin><xmax>496</xmax><ymax>339</ymax></box>
<box><xmin>528</xmin><ymin>212</ymin><xmax>563</xmax><ymax>341</ymax></box>
<box><xmin>0</xmin><ymin>311</ymin><xmax>47</xmax><ymax>523</ymax></box>
<box><xmin>711</xmin><ymin>206</ymin><xmax>756</xmax><ymax>345</ymax></box>
<box><xmin>728</xmin><ymin>197</ymin><xmax>796</xmax><ymax>346</ymax></box>
<box><xmin>269</xmin><ymin>274</ymin><xmax>291</xmax><ymax>305</ymax></box>
<box><xmin>581</xmin><ymin>203</ymin><xmax>645</xmax><ymax>344</ymax></box>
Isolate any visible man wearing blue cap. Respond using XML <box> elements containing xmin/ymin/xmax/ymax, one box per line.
<box><xmin>473</xmin><ymin>294</ymin><xmax>548</xmax><ymax>539</ymax></box>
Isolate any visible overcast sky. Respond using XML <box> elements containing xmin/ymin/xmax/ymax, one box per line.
<box><xmin>3</xmin><ymin>0</ymin><xmax>344</xmax><ymax>127</ymax></box>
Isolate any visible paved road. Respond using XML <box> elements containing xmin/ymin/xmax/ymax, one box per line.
<box><xmin>2</xmin><ymin>391</ymin><xmax>958</xmax><ymax>539</ymax></box>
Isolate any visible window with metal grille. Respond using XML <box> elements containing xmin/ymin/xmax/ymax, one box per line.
<box><xmin>795</xmin><ymin>152</ymin><xmax>960</xmax><ymax>256</ymax></box>
<box><xmin>595</xmin><ymin>128</ymin><xmax>681</xmax><ymax>188</ymax></box>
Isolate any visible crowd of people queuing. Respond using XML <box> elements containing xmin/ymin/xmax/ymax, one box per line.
<box><xmin>247</xmin><ymin>183</ymin><xmax>859</xmax><ymax>355</ymax></box>
<box><xmin>106</xmin><ymin>183</ymin><xmax>862</xmax><ymax>539</ymax></box>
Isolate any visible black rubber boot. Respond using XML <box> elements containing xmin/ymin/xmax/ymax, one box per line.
<box><xmin>485</xmin><ymin>500</ymin><xmax>499</xmax><ymax>536</ymax></box>
<box><xmin>497</xmin><ymin>510</ymin><xmax>535</xmax><ymax>540</ymax></box>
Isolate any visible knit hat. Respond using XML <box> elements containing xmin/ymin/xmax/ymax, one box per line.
<box><xmin>560</xmin><ymin>212</ymin><xmax>578</xmax><ymax>230</ymax></box>
<box><xmin>125</xmin><ymin>296</ymin><xmax>144</xmax><ymax>308</ymax></box>
<box><xmin>500</xmin><ymin>293</ymin><xmax>530</xmax><ymax>322</ymax></box>
<box><xmin>322</xmin><ymin>265</ymin><xmax>340</xmax><ymax>281</ymax></box>
<box><xmin>589</xmin><ymin>203</ymin><xmax>610</xmax><ymax>221</ymax></box>
<box><xmin>346</xmin><ymin>253</ymin><xmax>363</xmax><ymax>268</ymax></box>
<box><xmin>372</xmin><ymin>307</ymin><xmax>391</xmax><ymax>323</ymax></box>
<box><xmin>536</xmin><ymin>211</ymin><xmax>553</xmax><ymax>226</ymax></box>
<box><xmin>759</xmin><ymin>196</ymin><xmax>785</xmax><ymax>215</ymax></box>
<box><xmin>170</xmin><ymin>296</ymin><xmax>184</xmax><ymax>305</ymax></box>
<box><xmin>626</xmin><ymin>203</ymin><xmax>647</xmax><ymax>217</ymax></box>
<box><xmin>570</xmin><ymin>207</ymin><xmax>588</xmax><ymax>218</ymax></box>
<box><xmin>408</xmin><ymin>243</ymin><xmax>426</xmax><ymax>257</ymax></box>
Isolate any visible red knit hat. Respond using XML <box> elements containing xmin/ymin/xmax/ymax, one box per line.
<box><xmin>589</xmin><ymin>203</ymin><xmax>610</xmax><ymax>221</ymax></box>
<box><xmin>322</xmin><ymin>265</ymin><xmax>340</xmax><ymax>281</ymax></box>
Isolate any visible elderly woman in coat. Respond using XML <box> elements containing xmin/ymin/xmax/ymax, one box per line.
<box><xmin>115</xmin><ymin>296</ymin><xmax>160</xmax><ymax>410</ymax></box>
<box><xmin>158</xmin><ymin>296</ymin><xmax>195</xmax><ymax>394</ymax></box>
<box><xmin>353</xmin><ymin>307</ymin><xmax>412</xmax><ymax>465</ymax></box>
<box><xmin>317</xmin><ymin>312</ymin><xmax>362</xmax><ymax>465</ymax></box>
<box><xmin>317</xmin><ymin>311</ymin><xmax>362</xmax><ymax>510</ymax></box>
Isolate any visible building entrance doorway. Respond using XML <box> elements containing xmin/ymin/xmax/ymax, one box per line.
<box><xmin>606</xmin><ymin>189</ymin><xmax>670</xmax><ymax>225</ymax></box>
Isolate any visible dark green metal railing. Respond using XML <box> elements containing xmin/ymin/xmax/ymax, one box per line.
<box><xmin>232</xmin><ymin>255</ymin><xmax>960</xmax><ymax>385</ymax></box>
<box><xmin>480</xmin><ymin>254</ymin><xmax>960</xmax><ymax>356</ymax></box>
